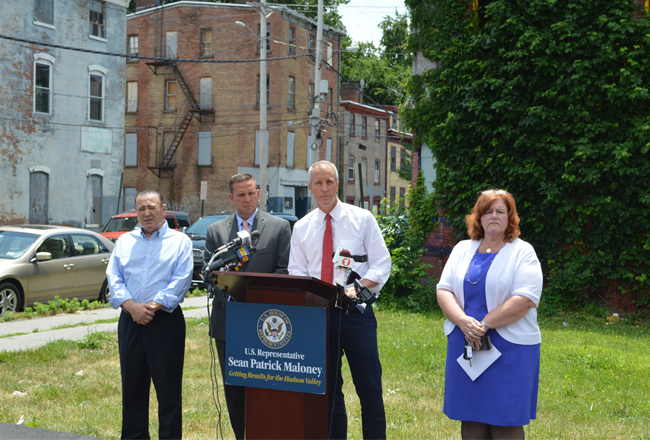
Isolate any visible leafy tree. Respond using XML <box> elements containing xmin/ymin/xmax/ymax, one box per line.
<box><xmin>403</xmin><ymin>0</ymin><xmax>650</xmax><ymax>312</ymax></box>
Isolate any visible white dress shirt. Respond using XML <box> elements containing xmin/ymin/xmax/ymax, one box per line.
<box><xmin>289</xmin><ymin>200</ymin><xmax>391</xmax><ymax>294</ymax></box>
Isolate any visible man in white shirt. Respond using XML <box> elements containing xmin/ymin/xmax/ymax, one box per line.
<box><xmin>289</xmin><ymin>161</ymin><xmax>391</xmax><ymax>439</ymax></box>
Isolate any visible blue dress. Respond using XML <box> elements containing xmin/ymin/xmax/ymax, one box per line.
<box><xmin>443</xmin><ymin>251</ymin><xmax>540</xmax><ymax>426</ymax></box>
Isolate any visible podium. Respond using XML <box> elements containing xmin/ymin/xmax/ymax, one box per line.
<box><xmin>215</xmin><ymin>272</ymin><xmax>338</xmax><ymax>439</ymax></box>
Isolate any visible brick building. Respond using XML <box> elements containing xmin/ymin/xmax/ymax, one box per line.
<box><xmin>0</xmin><ymin>0</ymin><xmax>128</xmax><ymax>228</ymax></box>
<box><xmin>384</xmin><ymin>105</ymin><xmax>412</xmax><ymax>211</ymax></box>
<box><xmin>124</xmin><ymin>0</ymin><xmax>343</xmax><ymax>219</ymax></box>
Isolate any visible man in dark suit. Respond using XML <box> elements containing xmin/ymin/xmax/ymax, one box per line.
<box><xmin>204</xmin><ymin>173</ymin><xmax>291</xmax><ymax>440</ymax></box>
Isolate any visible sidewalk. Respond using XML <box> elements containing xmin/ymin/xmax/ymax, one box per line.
<box><xmin>0</xmin><ymin>295</ymin><xmax>212</xmax><ymax>353</ymax></box>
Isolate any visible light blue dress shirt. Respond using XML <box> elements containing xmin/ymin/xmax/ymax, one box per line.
<box><xmin>236</xmin><ymin>209</ymin><xmax>257</xmax><ymax>233</ymax></box>
<box><xmin>106</xmin><ymin>222</ymin><xmax>193</xmax><ymax>313</ymax></box>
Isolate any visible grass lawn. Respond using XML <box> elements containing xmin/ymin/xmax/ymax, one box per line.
<box><xmin>0</xmin><ymin>310</ymin><xmax>648</xmax><ymax>439</ymax></box>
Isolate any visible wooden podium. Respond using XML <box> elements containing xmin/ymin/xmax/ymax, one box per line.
<box><xmin>216</xmin><ymin>272</ymin><xmax>338</xmax><ymax>440</ymax></box>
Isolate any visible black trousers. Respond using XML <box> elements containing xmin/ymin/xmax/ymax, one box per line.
<box><xmin>328</xmin><ymin>304</ymin><xmax>386</xmax><ymax>440</ymax></box>
<box><xmin>118</xmin><ymin>307</ymin><xmax>186</xmax><ymax>440</ymax></box>
<box><xmin>216</xmin><ymin>339</ymin><xmax>246</xmax><ymax>440</ymax></box>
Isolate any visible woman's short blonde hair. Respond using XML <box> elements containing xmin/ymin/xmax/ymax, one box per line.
<box><xmin>465</xmin><ymin>190</ymin><xmax>521</xmax><ymax>242</ymax></box>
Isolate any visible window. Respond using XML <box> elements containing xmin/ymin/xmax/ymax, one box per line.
<box><xmin>390</xmin><ymin>147</ymin><xmax>396</xmax><ymax>171</ymax></box>
<box><xmin>165</xmin><ymin>81</ymin><xmax>177</xmax><ymax>110</ymax></box>
<box><xmin>35</xmin><ymin>0</ymin><xmax>53</xmax><ymax>25</ymax></box>
<box><xmin>400</xmin><ymin>188</ymin><xmax>406</xmax><ymax>209</ymax></box>
<box><xmin>201</xmin><ymin>29</ymin><xmax>213</xmax><ymax>56</ymax></box>
<box><xmin>361</xmin><ymin>158</ymin><xmax>367</xmax><ymax>181</ymax></box>
<box><xmin>375</xmin><ymin>120</ymin><xmax>380</xmax><ymax>140</ymax></box>
<box><xmin>288</xmin><ymin>77</ymin><xmax>295</xmax><ymax>109</ymax></box>
<box><xmin>127</xmin><ymin>35</ymin><xmax>138</xmax><ymax>61</ymax></box>
<box><xmin>126</xmin><ymin>81</ymin><xmax>137</xmax><ymax>113</ymax></box>
<box><xmin>124</xmin><ymin>187</ymin><xmax>136</xmax><ymax>212</ymax></box>
<box><xmin>256</xmin><ymin>74</ymin><xmax>270</xmax><ymax>106</ymax></box>
<box><xmin>326</xmin><ymin>138</ymin><xmax>332</xmax><ymax>163</ymax></box>
<box><xmin>257</xmin><ymin>23</ymin><xmax>271</xmax><ymax>52</ymax></box>
<box><xmin>348</xmin><ymin>113</ymin><xmax>355</xmax><ymax>136</ymax></box>
<box><xmin>327</xmin><ymin>41</ymin><xmax>333</xmax><ymax>66</ymax></box>
<box><xmin>200</xmin><ymin>77</ymin><xmax>212</xmax><ymax>109</ymax></box>
<box><xmin>390</xmin><ymin>187</ymin><xmax>396</xmax><ymax>205</ymax></box>
<box><xmin>400</xmin><ymin>148</ymin><xmax>406</xmax><ymax>171</ymax></box>
<box><xmin>198</xmin><ymin>131</ymin><xmax>211</xmax><ymax>166</ymax></box>
<box><xmin>71</xmin><ymin>233</ymin><xmax>110</xmax><ymax>256</ymax></box>
<box><xmin>89</xmin><ymin>72</ymin><xmax>104</xmax><ymax>121</ymax></box>
<box><xmin>348</xmin><ymin>156</ymin><xmax>355</xmax><ymax>181</ymax></box>
<box><xmin>308</xmin><ymin>34</ymin><xmax>315</xmax><ymax>62</ymax></box>
<box><xmin>309</xmin><ymin>82</ymin><xmax>314</xmax><ymax>110</ymax></box>
<box><xmin>328</xmin><ymin>87</ymin><xmax>333</xmax><ymax>114</ymax></box>
<box><xmin>287</xmin><ymin>132</ymin><xmax>295</xmax><ymax>167</ymax></box>
<box><xmin>38</xmin><ymin>235</ymin><xmax>70</xmax><ymax>260</ymax></box>
<box><xmin>89</xmin><ymin>0</ymin><xmax>105</xmax><ymax>39</ymax></box>
<box><xmin>374</xmin><ymin>160</ymin><xmax>380</xmax><ymax>183</ymax></box>
<box><xmin>125</xmin><ymin>133</ymin><xmax>137</xmax><ymax>166</ymax></box>
<box><xmin>361</xmin><ymin>116</ymin><xmax>367</xmax><ymax>138</ymax></box>
<box><xmin>34</xmin><ymin>62</ymin><xmax>52</xmax><ymax>114</ymax></box>
<box><xmin>289</xmin><ymin>26</ymin><xmax>296</xmax><ymax>55</ymax></box>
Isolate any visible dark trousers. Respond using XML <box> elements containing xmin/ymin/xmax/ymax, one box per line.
<box><xmin>118</xmin><ymin>307</ymin><xmax>186</xmax><ymax>440</ymax></box>
<box><xmin>328</xmin><ymin>304</ymin><xmax>386</xmax><ymax>440</ymax></box>
<box><xmin>216</xmin><ymin>339</ymin><xmax>246</xmax><ymax>440</ymax></box>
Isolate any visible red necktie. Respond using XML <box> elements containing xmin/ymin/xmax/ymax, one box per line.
<box><xmin>320</xmin><ymin>214</ymin><xmax>333</xmax><ymax>284</ymax></box>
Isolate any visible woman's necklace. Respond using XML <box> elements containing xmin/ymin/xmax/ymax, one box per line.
<box><xmin>466</xmin><ymin>248</ymin><xmax>500</xmax><ymax>285</ymax></box>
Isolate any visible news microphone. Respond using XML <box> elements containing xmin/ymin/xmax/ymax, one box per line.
<box><xmin>215</xmin><ymin>230</ymin><xmax>260</xmax><ymax>253</ymax></box>
<box><xmin>209</xmin><ymin>245</ymin><xmax>256</xmax><ymax>272</ymax></box>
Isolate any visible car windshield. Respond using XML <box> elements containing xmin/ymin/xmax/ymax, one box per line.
<box><xmin>0</xmin><ymin>231</ymin><xmax>39</xmax><ymax>260</ymax></box>
<box><xmin>185</xmin><ymin>216</ymin><xmax>227</xmax><ymax>236</ymax></box>
<box><xmin>102</xmin><ymin>216</ymin><xmax>139</xmax><ymax>232</ymax></box>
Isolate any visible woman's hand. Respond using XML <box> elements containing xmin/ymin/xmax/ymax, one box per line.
<box><xmin>459</xmin><ymin>315</ymin><xmax>486</xmax><ymax>350</ymax></box>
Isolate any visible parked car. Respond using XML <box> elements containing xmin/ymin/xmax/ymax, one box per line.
<box><xmin>268</xmin><ymin>212</ymin><xmax>299</xmax><ymax>231</ymax></box>
<box><xmin>0</xmin><ymin>225</ymin><xmax>115</xmax><ymax>315</ymax></box>
<box><xmin>100</xmin><ymin>210</ymin><xmax>191</xmax><ymax>242</ymax></box>
<box><xmin>184</xmin><ymin>214</ymin><xmax>230</xmax><ymax>287</ymax></box>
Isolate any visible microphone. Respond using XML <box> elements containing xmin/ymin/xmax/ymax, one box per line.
<box><xmin>215</xmin><ymin>230</ymin><xmax>260</xmax><ymax>253</ymax></box>
<box><xmin>209</xmin><ymin>246</ymin><xmax>257</xmax><ymax>272</ymax></box>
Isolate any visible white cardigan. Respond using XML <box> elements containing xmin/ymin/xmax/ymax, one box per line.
<box><xmin>437</xmin><ymin>238</ymin><xmax>543</xmax><ymax>345</ymax></box>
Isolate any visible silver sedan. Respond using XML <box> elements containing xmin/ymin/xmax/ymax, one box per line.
<box><xmin>0</xmin><ymin>225</ymin><xmax>114</xmax><ymax>315</ymax></box>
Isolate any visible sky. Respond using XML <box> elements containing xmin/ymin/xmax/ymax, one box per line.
<box><xmin>338</xmin><ymin>0</ymin><xmax>407</xmax><ymax>47</ymax></box>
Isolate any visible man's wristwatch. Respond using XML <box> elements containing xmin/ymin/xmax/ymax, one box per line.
<box><xmin>480</xmin><ymin>320</ymin><xmax>490</xmax><ymax>330</ymax></box>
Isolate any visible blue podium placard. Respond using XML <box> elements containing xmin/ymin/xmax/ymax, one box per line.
<box><xmin>225</xmin><ymin>302</ymin><xmax>327</xmax><ymax>394</ymax></box>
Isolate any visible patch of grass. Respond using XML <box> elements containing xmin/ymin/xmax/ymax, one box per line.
<box><xmin>3</xmin><ymin>297</ymin><xmax>110</xmax><ymax>322</ymax></box>
<box><xmin>0</xmin><ymin>312</ymin><xmax>648</xmax><ymax>439</ymax></box>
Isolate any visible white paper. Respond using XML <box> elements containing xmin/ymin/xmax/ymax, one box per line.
<box><xmin>456</xmin><ymin>344</ymin><xmax>502</xmax><ymax>381</ymax></box>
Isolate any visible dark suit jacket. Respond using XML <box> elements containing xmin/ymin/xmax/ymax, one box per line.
<box><xmin>205</xmin><ymin>211</ymin><xmax>291</xmax><ymax>340</ymax></box>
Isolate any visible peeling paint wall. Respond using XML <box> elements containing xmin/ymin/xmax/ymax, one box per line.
<box><xmin>0</xmin><ymin>0</ymin><xmax>128</xmax><ymax>228</ymax></box>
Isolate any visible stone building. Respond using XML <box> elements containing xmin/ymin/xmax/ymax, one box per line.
<box><xmin>0</xmin><ymin>0</ymin><xmax>129</xmax><ymax>228</ymax></box>
<box><xmin>124</xmin><ymin>0</ymin><xmax>344</xmax><ymax>219</ymax></box>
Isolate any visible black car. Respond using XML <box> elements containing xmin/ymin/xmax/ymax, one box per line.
<box><xmin>184</xmin><ymin>214</ymin><xmax>229</xmax><ymax>287</ymax></box>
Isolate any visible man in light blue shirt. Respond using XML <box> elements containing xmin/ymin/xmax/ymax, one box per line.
<box><xmin>107</xmin><ymin>190</ymin><xmax>193</xmax><ymax>440</ymax></box>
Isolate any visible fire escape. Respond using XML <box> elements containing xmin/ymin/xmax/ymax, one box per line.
<box><xmin>146</xmin><ymin>45</ymin><xmax>215</xmax><ymax>178</ymax></box>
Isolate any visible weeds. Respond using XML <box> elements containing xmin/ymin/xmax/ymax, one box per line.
<box><xmin>4</xmin><ymin>296</ymin><xmax>109</xmax><ymax>323</ymax></box>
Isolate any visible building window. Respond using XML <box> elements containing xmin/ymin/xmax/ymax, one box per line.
<box><xmin>390</xmin><ymin>147</ymin><xmax>396</xmax><ymax>171</ymax></box>
<box><xmin>288</xmin><ymin>77</ymin><xmax>295</xmax><ymax>109</ymax></box>
<box><xmin>256</xmin><ymin>74</ymin><xmax>270</xmax><ymax>106</ymax></box>
<box><xmin>125</xmin><ymin>133</ymin><xmax>137</xmax><ymax>166</ymax></box>
<box><xmin>361</xmin><ymin>116</ymin><xmax>367</xmax><ymax>138</ymax></box>
<box><xmin>400</xmin><ymin>188</ymin><xmax>406</xmax><ymax>208</ymax></box>
<box><xmin>201</xmin><ymin>29</ymin><xmax>213</xmax><ymax>56</ymax></box>
<box><xmin>308</xmin><ymin>34</ymin><xmax>315</xmax><ymax>62</ymax></box>
<box><xmin>165</xmin><ymin>81</ymin><xmax>177</xmax><ymax>110</ymax></box>
<box><xmin>289</xmin><ymin>26</ymin><xmax>296</xmax><ymax>55</ymax></box>
<box><xmin>89</xmin><ymin>0</ymin><xmax>105</xmax><ymax>39</ymax></box>
<box><xmin>327</xmin><ymin>41</ymin><xmax>333</xmax><ymax>66</ymax></box>
<box><xmin>34</xmin><ymin>62</ymin><xmax>52</xmax><ymax>114</ymax></box>
<box><xmin>89</xmin><ymin>72</ymin><xmax>104</xmax><ymax>121</ymax></box>
<box><xmin>198</xmin><ymin>131</ymin><xmax>211</xmax><ymax>166</ymax></box>
<box><xmin>257</xmin><ymin>23</ymin><xmax>271</xmax><ymax>52</ymax></box>
<box><xmin>400</xmin><ymin>148</ymin><xmax>406</xmax><ymax>171</ymax></box>
<box><xmin>375</xmin><ymin>120</ymin><xmax>380</xmax><ymax>140</ymax></box>
<box><xmin>126</xmin><ymin>81</ymin><xmax>137</xmax><ymax>113</ymax></box>
<box><xmin>328</xmin><ymin>87</ymin><xmax>333</xmax><ymax>114</ymax></box>
<box><xmin>309</xmin><ymin>82</ymin><xmax>314</xmax><ymax>110</ymax></box>
<box><xmin>348</xmin><ymin>156</ymin><xmax>355</xmax><ymax>181</ymax></box>
<box><xmin>35</xmin><ymin>0</ymin><xmax>53</xmax><ymax>25</ymax></box>
<box><xmin>349</xmin><ymin>114</ymin><xmax>356</xmax><ymax>136</ymax></box>
<box><xmin>374</xmin><ymin>160</ymin><xmax>380</xmax><ymax>183</ymax></box>
<box><xmin>127</xmin><ymin>35</ymin><xmax>138</xmax><ymax>61</ymax></box>
<box><xmin>390</xmin><ymin>187</ymin><xmax>396</xmax><ymax>205</ymax></box>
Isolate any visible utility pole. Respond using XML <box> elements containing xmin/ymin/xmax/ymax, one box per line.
<box><xmin>259</xmin><ymin>0</ymin><xmax>268</xmax><ymax>212</ymax></box>
<box><xmin>310</xmin><ymin>0</ymin><xmax>324</xmax><ymax>210</ymax></box>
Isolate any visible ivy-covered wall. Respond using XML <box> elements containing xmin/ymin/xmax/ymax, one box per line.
<box><xmin>403</xmin><ymin>0</ymin><xmax>650</xmax><ymax>313</ymax></box>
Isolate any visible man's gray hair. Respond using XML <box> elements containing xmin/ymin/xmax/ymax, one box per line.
<box><xmin>308</xmin><ymin>161</ymin><xmax>339</xmax><ymax>182</ymax></box>
<box><xmin>137</xmin><ymin>190</ymin><xmax>164</xmax><ymax>206</ymax></box>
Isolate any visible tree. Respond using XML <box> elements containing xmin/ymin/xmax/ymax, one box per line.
<box><xmin>403</xmin><ymin>0</ymin><xmax>650</xmax><ymax>312</ymax></box>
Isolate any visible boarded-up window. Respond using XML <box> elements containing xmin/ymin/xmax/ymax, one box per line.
<box><xmin>88</xmin><ymin>175</ymin><xmax>102</xmax><ymax>225</ymax></box>
<box><xmin>125</xmin><ymin>133</ymin><xmax>137</xmax><ymax>166</ymax></box>
<box><xmin>200</xmin><ymin>77</ymin><xmax>212</xmax><ymax>109</ymax></box>
<box><xmin>198</xmin><ymin>131</ymin><xmax>211</xmax><ymax>166</ymax></box>
<box><xmin>287</xmin><ymin>132</ymin><xmax>295</xmax><ymax>167</ymax></box>
<box><xmin>127</xmin><ymin>81</ymin><xmax>137</xmax><ymax>113</ymax></box>
<box><xmin>201</xmin><ymin>29</ymin><xmax>213</xmax><ymax>56</ymax></box>
<box><xmin>124</xmin><ymin>187</ymin><xmax>136</xmax><ymax>212</ymax></box>
<box><xmin>35</xmin><ymin>0</ymin><xmax>53</xmax><ymax>25</ymax></box>
<box><xmin>29</xmin><ymin>171</ymin><xmax>49</xmax><ymax>224</ymax></box>
<box><xmin>326</xmin><ymin>138</ymin><xmax>332</xmax><ymax>163</ymax></box>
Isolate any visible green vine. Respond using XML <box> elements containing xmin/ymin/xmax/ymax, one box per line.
<box><xmin>402</xmin><ymin>0</ymin><xmax>650</xmax><ymax>313</ymax></box>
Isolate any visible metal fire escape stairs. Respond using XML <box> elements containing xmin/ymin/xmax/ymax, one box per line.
<box><xmin>146</xmin><ymin>52</ymin><xmax>214</xmax><ymax>178</ymax></box>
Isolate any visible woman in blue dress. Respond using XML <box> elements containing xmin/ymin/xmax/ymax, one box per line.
<box><xmin>437</xmin><ymin>190</ymin><xmax>543</xmax><ymax>439</ymax></box>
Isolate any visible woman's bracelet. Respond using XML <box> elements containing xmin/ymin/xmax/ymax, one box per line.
<box><xmin>480</xmin><ymin>320</ymin><xmax>490</xmax><ymax>330</ymax></box>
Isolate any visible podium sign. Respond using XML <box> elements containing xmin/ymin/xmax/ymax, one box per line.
<box><xmin>225</xmin><ymin>302</ymin><xmax>327</xmax><ymax>395</ymax></box>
